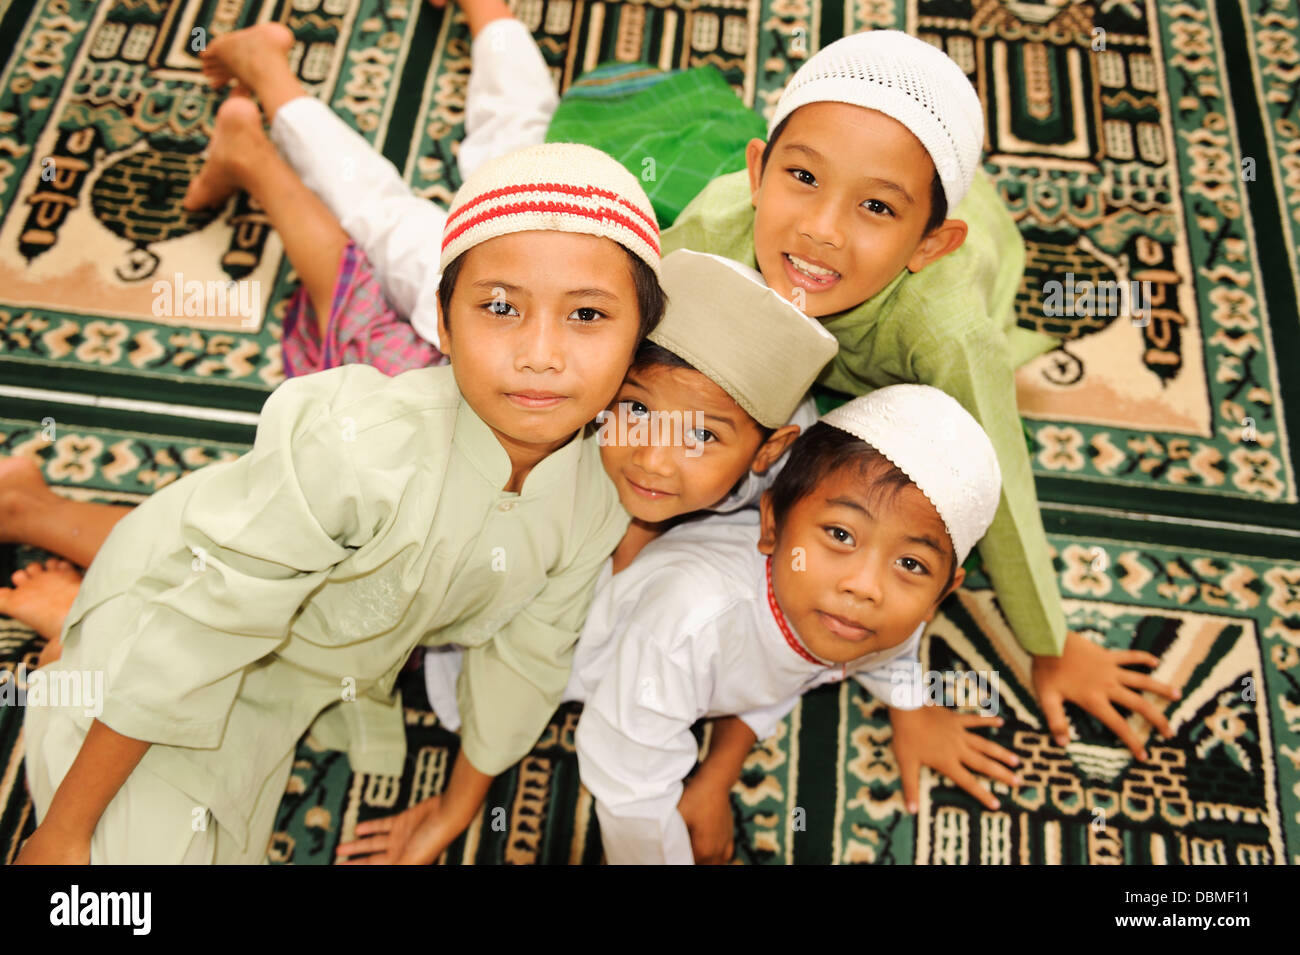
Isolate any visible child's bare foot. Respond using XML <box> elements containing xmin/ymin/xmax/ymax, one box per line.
<box><xmin>200</xmin><ymin>22</ymin><xmax>295</xmax><ymax>90</ymax></box>
<box><xmin>183</xmin><ymin>95</ymin><xmax>269</xmax><ymax>210</ymax></box>
<box><xmin>0</xmin><ymin>559</ymin><xmax>82</xmax><ymax>654</ymax></box>
<box><xmin>0</xmin><ymin>456</ymin><xmax>57</xmax><ymax>544</ymax></box>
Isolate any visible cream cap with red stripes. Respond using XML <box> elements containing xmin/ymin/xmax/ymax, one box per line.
<box><xmin>439</xmin><ymin>142</ymin><xmax>661</xmax><ymax>276</ymax></box>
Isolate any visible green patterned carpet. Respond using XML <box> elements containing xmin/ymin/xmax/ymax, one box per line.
<box><xmin>1</xmin><ymin>0</ymin><xmax>1299</xmax><ymax>864</ymax></box>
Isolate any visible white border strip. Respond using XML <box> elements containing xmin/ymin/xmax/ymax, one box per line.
<box><xmin>0</xmin><ymin>384</ymin><xmax>260</xmax><ymax>427</ymax></box>
<box><xmin>1041</xmin><ymin>499</ymin><xmax>1300</xmax><ymax>540</ymax></box>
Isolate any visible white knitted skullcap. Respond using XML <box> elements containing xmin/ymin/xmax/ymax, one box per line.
<box><xmin>770</xmin><ymin>30</ymin><xmax>985</xmax><ymax>210</ymax></box>
<box><xmin>440</xmin><ymin>142</ymin><xmax>660</xmax><ymax>276</ymax></box>
<box><xmin>821</xmin><ymin>384</ymin><xmax>1001</xmax><ymax>563</ymax></box>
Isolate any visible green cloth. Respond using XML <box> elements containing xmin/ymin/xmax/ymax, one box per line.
<box><xmin>663</xmin><ymin>171</ymin><xmax>1067</xmax><ymax>657</ymax></box>
<box><xmin>546</xmin><ymin>63</ymin><xmax>765</xmax><ymax>228</ymax></box>
<box><xmin>43</xmin><ymin>364</ymin><xmax>629</xmax><ymax>850</ymax></box>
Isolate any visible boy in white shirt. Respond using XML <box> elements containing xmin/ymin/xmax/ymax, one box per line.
<box><xmin>574</xmin><ymin>384</ymin><xmax>1011</xmax><ymax>863</ymax></box>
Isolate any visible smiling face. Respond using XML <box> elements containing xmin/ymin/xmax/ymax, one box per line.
<box><xmin>744</xmin><ymin>102</ymin><xmax>966</xmax><ymax>318</ymax></box>
<box><xmin>597</xmin><ymin>361</ymin><xmax>796</xmax><ymax>524</ymax></box>
<box><xmin>758</xmin><ymin>457</ymin><xmax>963</xmax><ymax>665</ymax></box>
<box><xmin>437</xmin><ymin>230</ymin><xmax>643</xmax><ymax>471</ymax></box>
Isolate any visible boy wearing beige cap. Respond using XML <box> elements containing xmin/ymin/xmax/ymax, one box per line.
<box><xmin>16</xmin><ymin>143</ymin><xmax>664</xmax><ymax>865</ymax></box>
<box><xmin>573</xmin><ymin>384</ymin><xmax>1019</xmax><ymax>864</ymax></box>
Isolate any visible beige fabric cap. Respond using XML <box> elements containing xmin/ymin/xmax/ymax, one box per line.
<box><xmin>650</xmin><ymin>250</ymin><xmax>837</xmax><ymax>429</ymax></box>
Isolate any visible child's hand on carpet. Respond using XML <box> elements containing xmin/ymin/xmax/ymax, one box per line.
<box><xmin>15</xmin><ymin>824</ymin><xmax>91</xmax><ymax>865</ymax></box>
<box><xmin>677</xmin><ymin>774</ymin><xmax>735</xmax><ymax>865</ymax></box>
<box><xmin>889</xmin><ymin>706</ymin><xmax>1020</xmax><ymax>813</ymax></box>
<box><xmin>1032</xmin><ymin>630</ymin><xmax>1181</xmax><ymax>761</ymax></box>
<box><xmin>334</xmin><ymin>797</ymin><xmax>450</xmax><ymax>865</ymax></box>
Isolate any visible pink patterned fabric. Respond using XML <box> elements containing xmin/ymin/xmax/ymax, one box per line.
<box><xmin>281</xmin><ymin>242</ymin><xmax>444</xmax><ymax>378</ymax></box>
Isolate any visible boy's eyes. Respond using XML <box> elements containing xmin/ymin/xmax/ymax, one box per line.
<box><xmin>620</xmin><ymin>403</ymin><xmax>715</xmax><ymax>443</ymax></box>
<box><xmin>822</xmin><ymin>525</ymin><xmax>931</xmax><ymax>575</ymax></box>
<box><xmin>787</xmin><ymin>167</ymin><xmax>896</xmax><ymax>218</ymax></box>
<box><xmin>788</xmin><ymin>167</ymin><xmax>817</xmax><ymax>187</ymax></box>
<box><xmin>480</xmin><ymin>302</ymin><xmax>607</xmax><ymax>322</ymax></box>
<box><xmin>824</xmin><ymin>525</ymin><xmax>855</xmax><ymax>546</ymax></box>
<box><xmin>897</xmin><ymin>556</ymin><xmax>929</xmax><ymax>576</ymax></box>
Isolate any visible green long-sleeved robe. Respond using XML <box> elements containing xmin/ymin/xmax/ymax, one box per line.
<box><xmin>25</xmin><ymin>364</ymin><xmax>629</xmax><ymax>856</ymax></box>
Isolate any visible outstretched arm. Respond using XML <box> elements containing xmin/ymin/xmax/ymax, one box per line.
<box><xmin>16</xmin><ymin>721</ymin><xmax>150</xmax><ymax>864</ymax></box>
<box><xmin>909</xmin><ymin>336</ymin><xmax>1181</xmax><ymax>758</ymax></box>
<box><xmin>676</xmin><ymin>716</ymin><xmax>757</xmax><ymax>865</ymax></box>
<box><xmin>267</xmin><ymin>15</ymin><xmax>557</xmax><ymax>344</ymax></box>
<box><xmin>335</xmin><ymin>748</ymin><xmax>493</xmax><ymax>864</ymax></box>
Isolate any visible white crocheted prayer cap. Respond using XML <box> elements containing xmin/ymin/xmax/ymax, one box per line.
<box><xmin>821</xmin><ymin>384</ymin><xmax>1001</xmax><ymax>563</ymax></box>
<box><xmin>440</xmin><ymin>142</ymin><xmax>660</xmax><ymax>276</ymax></box>
<box><xmin>769</xmin><ymin>30</ymin><xmax>985</xmax><ymax>209</ymax></box>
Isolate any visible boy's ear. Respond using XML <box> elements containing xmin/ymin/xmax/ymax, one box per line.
<box><xmin>906</xmin><ymin>218</ymin><xmax>968</xmax><ymax>274</ymax></box>
<box><xmin>920</xmin><ymin>566</ymin><xmax>961</xmax><ymax>628</ymax></box>
<box><xmin>435</xmin><ymin>296</ymin><xmax>452</xmax><ymax>360</ymax></box>
<box><xmin>751</xmin><ymin>424</ymin><xmax>800</xmax><ymax>475</ymax></box>
<box><xmin>757</xmin><ymin>491</ymin><xmax>778</xmax><ymax>556</ymax></box>
<box><xmin>929</xmin><ymin>565</ymin><xmax>966</xmax><ymax>618</ymax></box>
<box><xmin>744</xmin><ymin>138</ymin><xmax>767</xmax><ymax>206</ymax></box>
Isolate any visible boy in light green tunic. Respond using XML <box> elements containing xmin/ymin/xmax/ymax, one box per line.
<box><xmin>17</xmin><ymin>143</ymin><xmax>666</xmax><ymax>864</ymax></box>
<box><xmin>654</xmin><ymin>31</ymin><xmax>1181</xmax><ymax>766</ymax></box>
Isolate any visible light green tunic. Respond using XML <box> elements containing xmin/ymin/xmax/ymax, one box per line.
<box><xmin>661</xmin><ymin>170</ymin><xmax>1066</xmax><ymax>656</ymax></box>
<box><xmin>33</xmin><ymin>364</ymin><xmax>629</xmax><ymax>854</ymax></box>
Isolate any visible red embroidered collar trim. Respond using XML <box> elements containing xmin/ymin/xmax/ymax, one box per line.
<box><xmin>765</xmin><ymin>557</ymin><xmax>824</xmax><ymax>667</ymax></box>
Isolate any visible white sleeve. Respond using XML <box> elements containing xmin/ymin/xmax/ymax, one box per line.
<box><xmin>269</xmin><ymin>95</ymin><xmax>446</xmax><ymax>331</ymax></box>
<box><xmin>457</xmin><ymin>19</ymin><xmax>559</xmax><ymax>180</ymax></box>
<box><xmin>422</xmin><ymin>645</ymin><xmax>465</xmax><ymax>732</ymax></box>
<box><xmin>736</xmin><ymin>694</ymin><xmax>800</xmax><ymax>742</ymax></box>
<box><xmin>265</xmin><ymin>20</ymin><xmax>557</xmax><ymax>350</ymax></box>
<box><xmin>575</xmin><ymin>623</ymin><xmax>703</xmax><ymax>865</ymax></box>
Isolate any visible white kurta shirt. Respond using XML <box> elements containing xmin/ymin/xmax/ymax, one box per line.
<box><xmin>268</xmin><ymin>18</ymin><xmax>558</xmax><ymax>349</ymax></box>
<box><xmin>572</xmin><ymin>511</ymin><xmax>924</xmax><ymax>864</ymax></box>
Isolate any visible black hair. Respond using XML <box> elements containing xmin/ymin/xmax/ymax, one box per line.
<box><xmin>437</xmin><ymin>244</ymin><xmax>666</xmax><ymax>344</ymax></box>
<box><xmin>629</xmin><ymin>340</ymin><xmax>776</xmax><ymax>442</ymax></box>
<box><xmin>759</xmin><ymin>113</ymin><xmax>949</xmax><ymax>236</ymax></box>
<box><xmin>767</xmin><ymin>421</ymin><xmax>957</xmax><ymax>592</ymax></box>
